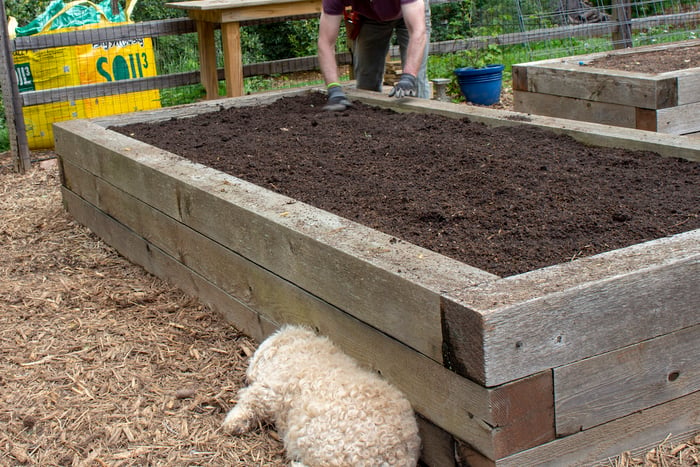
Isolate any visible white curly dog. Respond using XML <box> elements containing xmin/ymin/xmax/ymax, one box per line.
<box><xmin>222</xmin><ymin>325</ymin><xmax>421</xmax><ymax>467</ymax></box>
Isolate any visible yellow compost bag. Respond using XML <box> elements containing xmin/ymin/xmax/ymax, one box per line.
<box><xmin>76</xmin><ymin>36</ymin><xmax>160</xmax><ymax>118</ymax></box>
<box><xmin>12</xmin><ymin>0</ymin><xmax>161</xmax><ymax>149</ymax></box>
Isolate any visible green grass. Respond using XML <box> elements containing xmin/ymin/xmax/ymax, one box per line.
<box><xmin>243</xmin><ymin>75</ymin><xmax>326</xmax><ymax>95</ymax></box>
<box><xmin>159</xmin><ymin>85</ymin><xmax>207</xmax><ymax>107</ymax></box>
<box><xmin>0</xmin><ymin>100</ymin><xmax>7</xmax><ymax>151</ymax></box>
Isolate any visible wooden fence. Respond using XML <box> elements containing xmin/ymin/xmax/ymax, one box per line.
<box><xmin>1</xmin><ymin>2</ymin><xmax>699</xmax><ymax>172</ymax></box>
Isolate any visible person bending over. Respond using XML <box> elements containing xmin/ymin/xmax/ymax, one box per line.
<box><xmin>318</xmin><ymin>0</ymin><xmax>429</xmax><ymax>110</ymax></box>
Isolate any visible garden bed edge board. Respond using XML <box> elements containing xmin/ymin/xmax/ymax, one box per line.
<box><xmin>55</xmin><ymin>104</ymin><xmax>699</xmax><ymax>386</ymax></box>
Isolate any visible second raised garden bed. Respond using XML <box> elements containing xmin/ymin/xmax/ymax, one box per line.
<box><xmin>513</xmin><ymin>39</ymin><xmax>700</xmax><ymax>135</ymax></box>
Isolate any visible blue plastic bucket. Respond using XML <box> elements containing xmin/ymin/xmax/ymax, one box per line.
<box><xmin>454</xmin><ymin>64</ymin><xmax>504</xmax><ymax>106</ymax></box>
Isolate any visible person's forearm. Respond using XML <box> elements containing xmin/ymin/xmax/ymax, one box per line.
<box><xmin>402</xmin><ymin>1</ymin><xmax>427</xmax><ymax>77</ymax></box>
<box><xmin>402</xmin><ymin>33</ymin><xmax>426</xmax><ymax>77</ymax></box>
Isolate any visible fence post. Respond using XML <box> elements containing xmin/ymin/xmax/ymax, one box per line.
<box><xmin>611</xmin><ymin>0</ymin><xmax>633</xmax><ymax>49</ymax></box>
<box><xmin>0</xmin><ymin>0</ymin><xmax>31</xmax><ymax>172</ymax></box>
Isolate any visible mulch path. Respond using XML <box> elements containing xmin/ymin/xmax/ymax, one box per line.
<box><xmin>0</xmin><ymin>154</ymin><xmax>285</xmax><ymax>466</ymax></box>
<box><xmin>115</xmin><ymin>92</ymin><xmax>699</xmax><ymax>277</ymax></box>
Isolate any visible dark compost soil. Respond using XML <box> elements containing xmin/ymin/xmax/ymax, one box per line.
<box><xmin>587</xmin><ymin>44</ymin><xmax>699</xmax><ymax>73</ymax></box>
<box><xmin>114</xmin><ymin>93</ymin><xmax>700</xmax><ymax>277</ymax></box>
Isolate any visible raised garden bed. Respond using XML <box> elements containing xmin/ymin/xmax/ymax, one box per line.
<box><xmin>512</xmin><ymin>39</ymin><xmax>700</xmax><ymax>135</ymax></box>
<box><xmin>54</xmin><ymin>87</ymin><xmax>700</xmax><ymax>466</ymax></box>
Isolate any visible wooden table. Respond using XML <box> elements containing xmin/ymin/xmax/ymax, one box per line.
<box><xmin>167</xmin><ymin>0</ymin><xmax>322</xmax><ymax>99</ymax></box>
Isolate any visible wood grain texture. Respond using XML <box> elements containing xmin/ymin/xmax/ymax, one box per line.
<box><xmin>450</xmin><ymin>255</ymin><xmax>699</xmax><ymax>386</ymax></box>
<box><xmin>489</xmin><ymin>371</ymin><xmax>555</xmax><ymax>458</ymax></box>
<box><xmin>59</xmin><ymin>178</ymin><xmax>499</xmax><ymax>457</ymax></box>
<box><xmin>55</xmin><ymin>89</ymin><xmax>700</xmax><ymax>389</ymax></box>
<box><xmin>635</xmin><ymin>107</ymin><xmax>657</xmax><ymax>131</ymax></box>
<box><xmin>441</xmin><ymin>297</ymin><xmax>485</xmax><ymax>382</ymax></box>
<box><xmin>55</xmin><ymin>87</ymin><xmax>700</xmax><ymax>463</ymax></box>
<box><xmin>195</xmin><ymin>20</ymin><xmax>219</xmax><ymax>100</ymax></box>
<box><xmin>60</xmin><ymin>186</ymin><xmax>273</xmax><ymax>343</ymax></box>
<box><xmin>510</xmin><ymin>40</ymin><xmax>700</xmax><ymax>136</ymax></box>
<box><xmin>513</xmin><ymin>65</ymin><xmax>665</xmax><ymax>109</ymax></box>
<box><xmin>499</xmin><ymin>390</ymin><xmax>700</xmax><ymax>466</ymax></box>
<box><xmin>58</xmin><ymin>152</ymin><xmax>512</xmax><ymax>455</ymax></box>
<box><xmin>417</xmin><ymin>416</ymin><xmax>457</xmax><ymax>467</ymax></box>
<box><xmin>554</xmin><ymin>324</ymin><xmax>700</xmax><ymax>436</ymax></box>
<box><xmin>167</xmin><ymin>0</ymin><xmax>318</xmax><ymax>10</ymax></box>
<box><xmin>677</xmin><ymin>69</ymin><xmax>700</xmax><ymax>105</ymax></box>
<box><xmin>221</xmin><ymin>21</ymin><xmax>242</xmax><ymax>97</ymax></box>
<box><xmin>218</xmin><ymin>1</ymin><xmax>321</xmax><ymax>21</ymax></box>
<box><xmin>510</xmin><ymin>65</ymin><xmax>527</xmax><ymax>91</ymax></box>
<box><xmin>456</xmin><ymin>444</ymin><xmax>496</xmax><ymax>467</ymax></box>
<box><xmin>513</xmin><ymin>90</ymin><xmax>637</xmax><ymax>128</ymax></box>
<box><xmin>442</xmin><ymin>224</ymin><xmax>700</xmax><ymax>387</ymax></box>
<box><xmin>190</xmin><ymin>7</ymin><xmax>256</xmax><ymax>99</ymax></box>
<box><xmin>173</xmin><ymin>0</ymin><xmax>322</xmax><ymax>22</ymax></box>
<box><xmin>656</xmin><ymin>101</ymin><xmax>700</xmax><ymax>134</ymax></box>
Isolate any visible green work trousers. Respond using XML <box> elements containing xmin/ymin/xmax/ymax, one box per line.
<box><xmin>352</xmin><ymin>3</ymin><xmax>431</xmax><ymax>98</ymax></box>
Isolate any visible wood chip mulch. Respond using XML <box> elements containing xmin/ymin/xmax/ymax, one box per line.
<box><xmin>0</xmin><ymin>151</ymin><xmax>697</xmax><ymax>466</ymax></box>
<box><xmin>0</xmin><ymin>152</ymin><xmax>285</xmax><ymax>466</ymax></box>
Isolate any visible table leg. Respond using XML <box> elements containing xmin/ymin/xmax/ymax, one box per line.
<box><xmin>221</xmin><ymin>21</ymin><xmax>244</xmax><ymax>97</ymax></box>
<box><xmin>196</xmin><ymin>20</ymin><xmax>219</xmax><ymax>99</ymax></box>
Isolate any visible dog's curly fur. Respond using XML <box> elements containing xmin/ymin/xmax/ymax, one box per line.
<box><xmin>222</xmin><ymin>325</ymin><xmax>421</xmax><ymax>467</ymax></box>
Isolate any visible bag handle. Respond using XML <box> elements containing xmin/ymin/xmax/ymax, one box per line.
<box><xmin>38</xmin><ymin>0</ymin><xmax>113</xmax><ymax>34</ymax></box>
<box><xmin>125</xmin><ymin>0</ymin><xmax>138</xmax><ymax>22</ymax></box>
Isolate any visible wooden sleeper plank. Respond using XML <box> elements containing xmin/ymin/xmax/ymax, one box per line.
<box><xmin>499</xmin><ymin>390</ymin><xmax>700</xmax><ymax>466</ymax></box>
<box><xmin>554</xmin><ymin>324</ymin><xmax>700</xmax><ymax>436</ymax></box>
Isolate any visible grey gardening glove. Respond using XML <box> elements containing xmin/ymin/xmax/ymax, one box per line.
<box><xmin>323</xmin><ymin>85</ymin><xmax>352</xmax><ymax>111</ymax></box>
<box><xmin>389</xmin><ymin>73</ymin><xmax>417</xmax><ymax>98</ymax></box>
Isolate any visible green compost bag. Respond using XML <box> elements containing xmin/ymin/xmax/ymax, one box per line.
<box><xmin>14</xmin><ymin>0</ymin><xmax>126</xmax><ymax>37</ymax></box>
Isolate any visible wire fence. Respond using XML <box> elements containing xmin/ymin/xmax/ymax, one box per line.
<box><xmin>430</xmin><ymin>0</ymin><xmax>699</xmax><ymax>60</ymax></box>
<box><xmin>1</xmin><ymin>0</ymin><xmax>699</xmax><ymax>171</ymax></box>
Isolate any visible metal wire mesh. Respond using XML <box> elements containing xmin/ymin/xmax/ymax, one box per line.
<box><xmin>446</xmin><ymin>0</ymin><xmax>700</xmax><ymax>60</ymax></box>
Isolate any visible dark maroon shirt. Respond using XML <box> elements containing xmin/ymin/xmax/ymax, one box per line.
<box><xmin>322</xmin><ymin>0</ymin><xmax>418</xmax><ymax>21</ymax></box>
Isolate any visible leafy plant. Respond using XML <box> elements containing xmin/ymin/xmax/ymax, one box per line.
<box><xmin>287</xmin><ymin>19</ymin><xmax>321</xmax><ymax>57</ymax></box>
<box><xmin>449</xmin><ymin>43</ymin><xmax>503</xmax><ymax>69</ymax></box>
<box><xmin>130</xmin><ymin>0</ymin><xmax>185</xmax><ymax>21</ymax></box>
<box><xmin>0</xmin><ymin>99</ymin><xmax>8</xmax><ymax>152</ymax></box>
<box><xmin>430</xmin><ymin>0</ymin><xmax>474</xmax><ymax>41</ymax></box>
<box><xmin>153</xmin><ymin>34</ymin><xmax>200</xmax><ymax>74</ymax></box>
<box><xmin>4</xmin><ymin>1</ymin><xmax>51</xmax><ymax>25</ymax></box>
<box><xmin>429</xmin><ymin>43</ymin><xmax>508</xmax><ymax>102</ymax></box>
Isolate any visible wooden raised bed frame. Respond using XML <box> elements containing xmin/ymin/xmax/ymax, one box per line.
<box><xmin>512</xmin><ymin>40</ymin><xmax>700</xmax><ymax>135</ymax></box>
<box><xmin>54</xmin><ymin>88</ymin><xmax>700</xmax><ymax>466</ymax></box>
